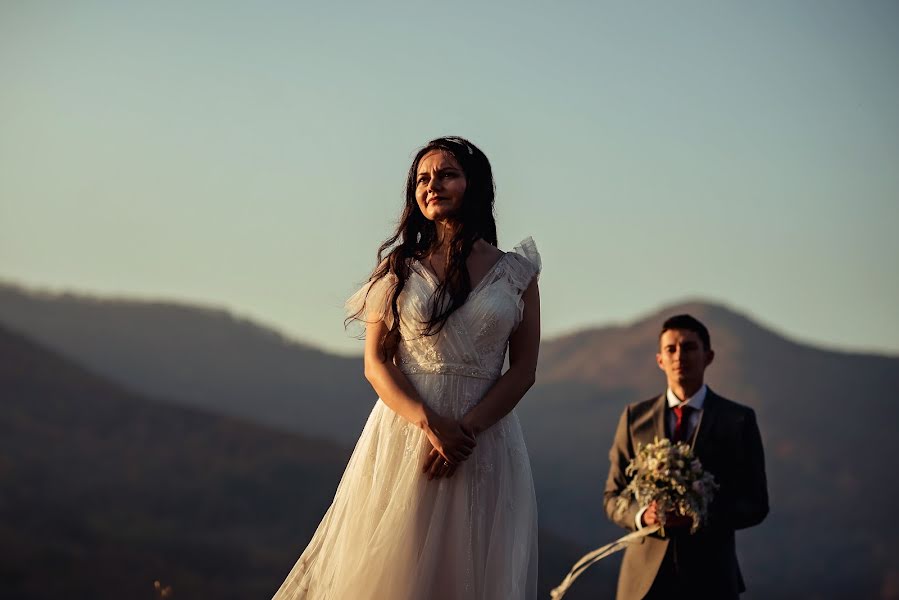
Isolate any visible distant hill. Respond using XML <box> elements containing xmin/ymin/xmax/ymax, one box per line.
<box><xmin>526</xmin><ymin>301</ymin><xmax>899</xmax><ymax>598</ymax></box>
<box><xmin>0</xmin><ymin>323</ymin><xmax>353</xmax><ymax>599</ymax></box>
<box><xmin>0</xmin><ymin>282</ymin><xmax>373</xmax><ymax>444</ymax></box>
<box><xmin>2</xmin><ymin>282</ymin><xmax>898</xmax><ymax>597</ymax></box>
<box><xmin>0</xmin><ymin>324</ymin><xmax>610</xmax><ymax>599</ymax></box>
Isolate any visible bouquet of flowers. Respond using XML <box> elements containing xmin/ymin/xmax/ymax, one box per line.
<box><xmin>616</xmin><ymin>437</ymin><xmax>719</xmax><ymax>534</ymax></box>
<box><xmin>551</xmin><ymin>439</ymin><xmax>721</xmax><ymax>599</ymax></box>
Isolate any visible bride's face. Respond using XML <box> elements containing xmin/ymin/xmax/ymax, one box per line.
<box><xmin>414</xmin><ymin>150</ymin><xmax>467</xmax><ymax>222</ymax></box>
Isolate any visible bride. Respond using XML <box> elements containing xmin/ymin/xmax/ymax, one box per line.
<box><xmin>273</xmin><ymin>136</ymin><xmax>541</xmax><ymax>600</ymax></box>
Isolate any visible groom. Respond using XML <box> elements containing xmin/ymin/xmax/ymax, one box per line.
<box><xmin>603</xmin><ymin>314</ymin><xmax>769</xmax><ymax>600</ymax></box>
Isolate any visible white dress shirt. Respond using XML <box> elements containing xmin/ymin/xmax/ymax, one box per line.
<box><xmin>634</xmin><ymin>384</ymin><xmax>708</xmax><ymax>529</ymax></box>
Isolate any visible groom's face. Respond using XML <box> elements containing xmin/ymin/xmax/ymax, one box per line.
<box><xmin>657</xmin><ymin>329</ymin><xmax>714</xmax><ymax>387</ymax></box>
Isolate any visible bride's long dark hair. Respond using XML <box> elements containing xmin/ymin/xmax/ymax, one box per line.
<box><xmin>349</xmin><ymin>136</ymin><xmax>497</xmax><ymax>356</ymax></box>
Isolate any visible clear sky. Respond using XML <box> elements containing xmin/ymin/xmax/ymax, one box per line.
<box><xmin>2</xmin><ymin>1</ymin><xmax>897</xmax><ymax>356</ymax></box>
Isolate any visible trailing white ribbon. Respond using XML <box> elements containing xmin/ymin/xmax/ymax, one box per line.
<box><xmin>549</xmin><ymin>525</ymin><xmax>660</xmax><ymax>599</ymax></box>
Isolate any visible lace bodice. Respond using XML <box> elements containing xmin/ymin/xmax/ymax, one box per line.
<box><xmin>347</xmin><ymin>238</ymin><xmax>541</xmax><ymax>382</ymax></box>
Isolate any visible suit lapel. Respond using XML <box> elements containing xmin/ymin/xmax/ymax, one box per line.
<box><xmin>632</xmin><ymin>394</ymin><xmax>668</xmax><ymax>447</ymax></box>
<box><xmin>652</xmin><ymin>393</ymin><xmax>667</xmax><ymax>442</ymax></box>
<box><xmin>692</xmin><ymin>388</ymin><xmax>719</xmax><ymax>454</ymax></box>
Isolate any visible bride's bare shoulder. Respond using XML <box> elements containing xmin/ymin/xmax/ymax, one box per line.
<box><xmin>472</xmin><ymin>239</ymin><xmax>505</xmax><ymax>263</ymax></box>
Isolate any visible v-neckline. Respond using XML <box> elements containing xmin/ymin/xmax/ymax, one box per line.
<box><xmin>416</xmin><ymin>253</ymin><xmax>508</xmax><ymax>298</ymax></box>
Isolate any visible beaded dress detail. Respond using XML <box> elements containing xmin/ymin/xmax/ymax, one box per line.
<box><xmin>273</xmin><ymin>238</ymin><xmax>541</xmax><ymax>600</ymax></box>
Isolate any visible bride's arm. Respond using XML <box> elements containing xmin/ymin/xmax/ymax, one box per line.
<box><xmin>363</xmin><ymin>318</ymin><xmax>475</xmax><ymax>464</ymax></box>
<box><xmin>461</xmin><ymin>279</ymin><xmax>540</xmax><ymax>435</ymax></box>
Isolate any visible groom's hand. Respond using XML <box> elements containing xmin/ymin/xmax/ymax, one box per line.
<box><xmin>641</xmin><ymin>501</ymin><xmax>660</xmax><ymax>527</ymax></box>
<box><xmin>640</xmin><ymin>502</ymin><xmax>693</xmax><ymax>530</ymax></box>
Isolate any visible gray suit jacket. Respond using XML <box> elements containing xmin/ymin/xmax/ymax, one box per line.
<box><xmin>603</xmin><ymin>389</ymin><xmax>769</xmax><ymax>600</ymax></box>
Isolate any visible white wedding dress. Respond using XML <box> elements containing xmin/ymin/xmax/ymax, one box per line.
<box><xmin>273</xmin><ymin>238</ymin><xmax>541</xmax><ymax>600</ymax></box>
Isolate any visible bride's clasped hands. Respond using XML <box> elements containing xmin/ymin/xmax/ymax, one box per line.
<box><xmin>421</xmin><ymin>407</ymin><xmax>477</xmax><ymax>480</ymax></box>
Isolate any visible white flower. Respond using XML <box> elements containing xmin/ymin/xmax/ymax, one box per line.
<box><xmin>617</xmin><ymin>438</ymin><xmax>719</xmax><ymax>534</ymax></box>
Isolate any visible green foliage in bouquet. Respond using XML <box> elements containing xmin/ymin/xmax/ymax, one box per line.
<box><xmin>616</xmin><ymin>437</ymin><xmax>719</xmax><ymax>534</ymax></box>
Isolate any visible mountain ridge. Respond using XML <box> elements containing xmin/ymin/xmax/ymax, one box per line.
<box><xmin>4</xmin><ymin>280</ymin><xmax>894</xmax><ymax>360</ymax></box>
<box><xmin>2</xmin><ymin>279</ymin><xmax>898</xmax><ymax>596</ymax></box>
<box><xmin>0</xmin><ymin>323</ymin><xmax>352</xmax><ymax>599</ymax></box>
<box><xmin>0</xmin><ymin>323</ymin><xmax>612</xmax><ymax>599</ymax></box>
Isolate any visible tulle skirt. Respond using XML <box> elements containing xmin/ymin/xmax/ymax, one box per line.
<box><xmin>272</xmin><ymin>372</ymin><xmax>539</xmax><ymax>600</ymax></box>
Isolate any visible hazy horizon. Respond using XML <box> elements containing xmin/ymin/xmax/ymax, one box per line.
<box><xmin>3</xmin><ymin>275</ymin><xmax>896</xmax><ymax>360</ymax></box>
<box><xmin>2</xmin><ymin>1</ymin><xmax>897</xmax><ymax>355</ymax></box>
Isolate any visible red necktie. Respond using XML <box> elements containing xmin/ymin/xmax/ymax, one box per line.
<box><xmin>672</xmin><ymin>405</ymin><xmax>692</xmax><ymax>443</ymax></box>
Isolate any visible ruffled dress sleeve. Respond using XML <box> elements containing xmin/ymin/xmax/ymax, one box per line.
<box><xmin>505</xmin><ymin>236</ymin><xmax>541</xmax><ymax>293</ymax></box>
<box><xmin>503</xmin><ymin>236</ymin><xmax>541</xmax><ymax>324</ymax></box>
<box><xmin>345</xmin><ymin>271</ymin><xmax>399</xmax><ymax>337</ymax></box>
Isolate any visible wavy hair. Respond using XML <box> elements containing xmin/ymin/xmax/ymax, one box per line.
<box><xmin>348</xmin><ymin>136</ymin><xmax>497</xmax><ymax>357</ymax></box>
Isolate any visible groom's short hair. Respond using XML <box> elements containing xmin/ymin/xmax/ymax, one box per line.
<box><xmin>660</xmin><ymin>314</ymin><xmax>711</xmax><ymax>350</ymax></box>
